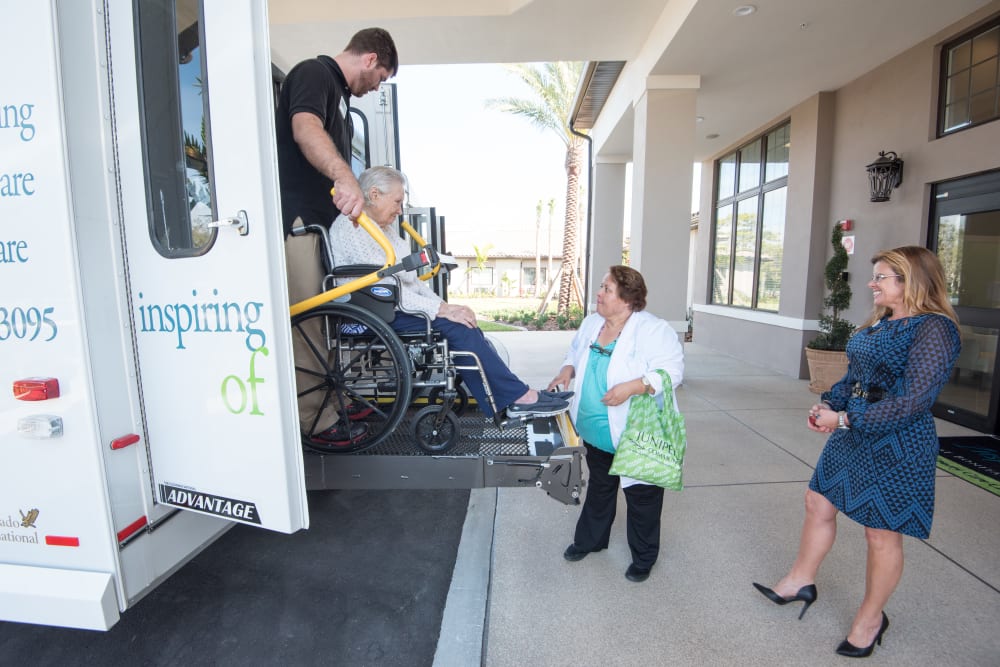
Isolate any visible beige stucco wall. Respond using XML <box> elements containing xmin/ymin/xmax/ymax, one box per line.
<box><xmin>826</xmin><ymin>3</ymin><xmax>1000</xmax><ymax>330</ymax></box>
<box><xmin>695</xmin><ymin>1</ymin><xmax>1000</xmax><ymax>378</ymax></box>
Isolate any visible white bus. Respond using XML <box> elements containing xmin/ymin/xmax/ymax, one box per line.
<box><xmin>0</xmin><ymin>0</ymin><xmax>578</xmax><ymax>631</ymax></box>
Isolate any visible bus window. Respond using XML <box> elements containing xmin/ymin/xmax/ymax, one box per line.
<box><xmin>349</xmin><ymin>108</ymin><xmax>370</xmax><ymax>178</ymax></box>
<box><xmin>135</xmin><ymin>0</ymin><xmax>216</xmax><ymax>257</ymax></box>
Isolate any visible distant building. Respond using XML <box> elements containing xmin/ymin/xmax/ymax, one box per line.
<box><xmin>449</xmin><ymin>250</ymin><xmax>563</xmax><ymax>297</ymax></box>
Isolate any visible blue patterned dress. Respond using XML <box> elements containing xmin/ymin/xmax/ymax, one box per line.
<box><xmin>809</xmin><ymin>313</ymin><xmax>961</xmax><ymax>538</ymax></box>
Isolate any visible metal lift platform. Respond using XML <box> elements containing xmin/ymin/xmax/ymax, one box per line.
<box><xmin>304</xmin><ymin>412</ymin><xmax>584</xmax><ymax>505</ymax></box>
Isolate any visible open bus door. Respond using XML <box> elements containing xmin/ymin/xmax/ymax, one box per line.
<box><xmin>0</xmin><ymin>0</ymin><xmax>305</xmax><ymax>631</ymax></box>
<box><xmin>110</xmin><ymin>0</ymin><xmax>308</xmax><ymax>533</ymax></box>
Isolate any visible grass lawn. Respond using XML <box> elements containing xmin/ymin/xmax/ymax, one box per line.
<box><xmin>478</xmin><ymin>320</ymin><xmax>523</xmax><ymax>332</ymax></box>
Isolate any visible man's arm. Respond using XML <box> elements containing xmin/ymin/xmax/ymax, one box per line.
<box><xmin>291</xmin><ymin>111</ymin><xmax>364</xmax><ymax>217</ymax></box>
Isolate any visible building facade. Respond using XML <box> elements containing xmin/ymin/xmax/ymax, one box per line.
<box><xmin>576</xmin><ymin>1</ymin><xmax>1000</xmax><ymax>434</ymax></box>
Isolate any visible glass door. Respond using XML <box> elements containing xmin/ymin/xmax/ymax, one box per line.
<box><xmin>930</xmin><ymin>169</ymin><xmax>1000</xmax><ymax>434</ymax></box>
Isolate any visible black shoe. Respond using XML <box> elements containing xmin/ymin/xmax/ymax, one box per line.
<box><xmin>310</xmin><ymin>420</ymin><xmax>368</xmax><ymax>446</ymax></box>
<box><xmin>625</xmin><ymin>564</ymin><xmax>650</xmax><ymax>582</ymax></box>
<box><xmin>563</xmin><ymin>543</ymin><xmax>591</xmax><ymax>562</ymax></box>
<box><xmin>752</xmin><ymin>582</ymin><xmax>818</xmax><ymax>620</ymax></box>
<box><xmin>507</xmin><ymin>393</ymin><xmax>569</xmax><ymax>417</ymax></box>
<box><xmin>542</xmin><ymin>389</ymin><xmax>574</xmax><ymax>400</ymax></box>
<box><xmin>835</xmin><ymin>612</ymin><xmax>889</xmax><ymax>658</ymax></box>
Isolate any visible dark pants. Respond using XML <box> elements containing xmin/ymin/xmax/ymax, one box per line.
<box><xmin>390</xmin><ymin>312</ymin><xmax>529</xmax><ymax>416</ymax></box>
<box><xmin>574</xmin><ymin>443</ymin><xmax>665</xmax><ymax>570</ymax></box>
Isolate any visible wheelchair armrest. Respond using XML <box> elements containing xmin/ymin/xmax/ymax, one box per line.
<box><xmin>331</xmin><ymin>264</ymin><xmax>383</xmax><ymax>278</ymax></box>
<box><xmin>397</xmin><ymin>302</ymin><xmax>435</xmax><ymax>342</ymax></box>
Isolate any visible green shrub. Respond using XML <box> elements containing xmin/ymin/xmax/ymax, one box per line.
<box><xmin>807</xmin><ymin>224</ymin><xmax>854</xmax><ymax>351</ymax></box>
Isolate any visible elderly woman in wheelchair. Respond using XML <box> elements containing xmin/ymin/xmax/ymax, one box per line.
<box><xmin>288</xmin><ymin>166</ymin><xmax>569</xmax><ymax>455</ymax></box>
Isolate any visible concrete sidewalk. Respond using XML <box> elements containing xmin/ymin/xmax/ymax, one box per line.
<box><xmin>452</xmin><ymin>333</ymin><xmax>1000</xmax><ymax>667</ymax></box>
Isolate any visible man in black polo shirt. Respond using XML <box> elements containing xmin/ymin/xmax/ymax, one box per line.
<box><xmin>276</xmin><ymin>27</ymin><xmax>398</xmax><ymax>446</ymax></box>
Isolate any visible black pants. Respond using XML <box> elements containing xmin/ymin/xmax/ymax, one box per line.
<box><xmin>573</xmin><ymin>443</ymin><xmax>665</xmax><ymax>570</ymax></box>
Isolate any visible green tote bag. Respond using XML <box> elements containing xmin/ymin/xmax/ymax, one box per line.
<box><xmin>608</xmin><ymin>369</ymin><xmax>686</xmax><ymax>490</ymax></box>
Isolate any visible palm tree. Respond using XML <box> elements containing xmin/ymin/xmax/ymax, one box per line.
<box><xmin>488</xmin><ymin>62</ymin><xmax>586</xmax><ymax>314</ymax></box>
<box><xmin>469</xmin><ymin>242</ymin><xmax>494</xmax><ymax>294</ymax></box>
<box><xmin>534</xmin><ymin>199</ymin><xmax>543</xmax><ymax>297</ymax></box>
<box><xmin>547</xmin><ymin>197</ymin><xmax>555</xmax><ymax>295</ymax></box>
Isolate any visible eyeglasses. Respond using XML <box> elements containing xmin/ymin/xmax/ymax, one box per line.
<box><xmin>589</xmin><ymin>342</ymin><xmax>614</xmax><ymax>357</ymax></box>
<box><xmin>871</xmin><ymin>273</ymin><xmax>902</xmax><ymax>283</ymax></box>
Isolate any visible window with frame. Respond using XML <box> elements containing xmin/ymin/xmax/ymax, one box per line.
<box><xmin>470</xmin><ymin>267</ymin><xmax>494</xmax><ymax>286</ymax></box>
<box><xmin>522</xmin><ymin>266</ymin><xmax>548</xmax><ymax>287</ymax></box>
<box><xmin>710</xmin><ymin>123</ymin><xmax>788</xmax><ymax>311</ymax></box>
<box><xmin>349</xmin><ymin>108</ymin><xmax>368</xmax><ymax>177</ymax></box>
<box><xmin>939</xmin><ymin>16</ymin><xmax>1000</xmax><ymax>136</ymax></box>
<box><xmin>135</xmin><ymin>0</ymin><xmax>217</xmax><ymax>257</ymax></box>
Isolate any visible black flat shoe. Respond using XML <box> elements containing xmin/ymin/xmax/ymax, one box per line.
<box><xmin>752</xmin><ymin>582</ymin><xmax>818</xmax><ymax>620</ymax></box>
<box><xmin>625</xmin><ymin>564</ymin><xmax>650</xmax><ymax>582</ymax></box>
<box><xmin>563</xmin><ymin>543</ymin><xmax>590</xmax><ymax>562</ymax></box>
<box><xmin>835</xmin><ymin>612</ymin><xmax>889</xmax><ymax>658</ymax></box>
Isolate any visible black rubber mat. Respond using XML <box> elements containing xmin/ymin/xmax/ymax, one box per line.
<box><xmin>0</xmin><ymin>488</ymin><xmax>470</xmax><ymax>666</ymax></box>
<box><xmin>938</xmin><ymin>435</ymin><xmax>1000</xmax><ymax>497</ymax></box>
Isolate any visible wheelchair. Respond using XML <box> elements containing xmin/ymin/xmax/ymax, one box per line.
<box><xmin>288</xmin><ymin>213</ymin><xmax>520</xmax><ymax>456</ymax></box>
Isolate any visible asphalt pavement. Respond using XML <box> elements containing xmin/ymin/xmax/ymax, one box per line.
<box><xmin>0</xmin><ymin>488</ymin><xmax>470</xmax><ymax>666</ymax></box>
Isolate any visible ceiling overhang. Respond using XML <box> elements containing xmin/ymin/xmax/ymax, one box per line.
<box><xmin>569</xmin><ymin>60</ymin><xmax>626</xmax><ymax>131</ymax></box>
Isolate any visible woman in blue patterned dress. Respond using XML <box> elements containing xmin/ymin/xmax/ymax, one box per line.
<box><xmin>753</xmin><ymin>246</ymin><xmax>961</xmax><ymax>658</ymax></box>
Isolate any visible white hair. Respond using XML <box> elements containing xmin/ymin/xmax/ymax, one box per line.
<box><xmin>359</xmin><ymin>166</ymin><xmax>407</xmax><ymax>204</ymax></box>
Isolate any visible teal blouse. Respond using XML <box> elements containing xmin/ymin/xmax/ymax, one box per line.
<box><xmin>575</xmin><ymin>339</ymin><xmax>617</xmax><ymax>452</ymax></box>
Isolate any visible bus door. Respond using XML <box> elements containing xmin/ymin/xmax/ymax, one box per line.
<box><xmin>404</xmin><ymin>207</ymin><xmax>451</xmax><ymax>299</ymax></box>
<box><xmin>110</xmin><ymin>0</ymin><xmax>307</xmax><ymax>533</ymax></box>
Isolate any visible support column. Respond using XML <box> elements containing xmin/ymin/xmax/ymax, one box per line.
<box><xmin>587</xmin><ymin>159</ymin><xmax>627</xmax><ymax>310</ymax></box>
<box><xmin>630</xmin><ymin>86</ymin><xmax>697</xmax><ymax>330</ymax></box>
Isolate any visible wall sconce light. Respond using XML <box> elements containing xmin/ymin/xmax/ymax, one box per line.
<box><xmin>865</xmin><ymin>151</ymin><xmax>904</xmax><ymax>202</ymax></box>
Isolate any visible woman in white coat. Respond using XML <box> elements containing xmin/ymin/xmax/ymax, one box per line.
<box><xmin>548</xmin><ymin>265</ymin><xmax>684</xmax><ymax>582</ymax></box>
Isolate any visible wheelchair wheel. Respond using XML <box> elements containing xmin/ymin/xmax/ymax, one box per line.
<box><xmin>291</xmin><ymin>302</ymin><xmax>412</xmax><ymax>454</ymax></box>
<box><xmin>411</xmin><ymin>405</ymin><xmax>460</xmax><ymax>454</ymax></box>
<box><xmin>428</xmin><ymin>383</ymin><xmax>469</xmax><ymax>417</ymax></box>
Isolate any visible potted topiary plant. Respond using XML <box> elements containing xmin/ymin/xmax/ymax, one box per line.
<box><xmin>805</xmin><ymin>222</ymin><xmax>853</xmax><ymax>393</ymax></box>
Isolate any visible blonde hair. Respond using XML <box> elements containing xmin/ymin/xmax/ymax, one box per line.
<box><xmin>859</xmin><ymin>246</ymin><xmax>958</xmax><ymax>329</ymax></box>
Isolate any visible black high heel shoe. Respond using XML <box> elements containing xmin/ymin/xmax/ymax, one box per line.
<box><xmin>835</xmin><ymin>612</ymin><xmax>889</xmax><ymax>658</ymax></box>
<box><xmin>751</xmin><ymin>582</ymin><xmax>818</xmax><ymax>620</ymax></box>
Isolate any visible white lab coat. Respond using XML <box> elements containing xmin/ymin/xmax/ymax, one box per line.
<box><xmin>561</xmin><ymin>310</ymin><xmax>684</xmax><ymax>487</ymax></box>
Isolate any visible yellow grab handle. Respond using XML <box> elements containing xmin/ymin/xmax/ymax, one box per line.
<box><xmin>288</xmin><ymin>194</ymin><xmax>397</xmax><ymax>316</ymax></box>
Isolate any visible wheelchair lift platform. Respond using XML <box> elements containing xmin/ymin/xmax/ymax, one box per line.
<box><xmin>304</xmin><ymin>412</ymin><xmax>584</xmax><ymax>505</ymax></box>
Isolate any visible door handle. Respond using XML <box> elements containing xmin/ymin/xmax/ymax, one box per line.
<box><xmin>207</xmin><ymin>210</ymin><xmax>249</xmax><ymax>236</ymax></box>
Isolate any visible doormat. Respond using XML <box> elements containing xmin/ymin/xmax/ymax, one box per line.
<box><xmin>937</xmin><ymin>436</ymin><xmax>1000</xmax><ymax>497</ymax></box>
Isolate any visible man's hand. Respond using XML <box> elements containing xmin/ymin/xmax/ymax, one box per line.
<box><xmin>438</xmin><ymin>303</ymin><xmax>477</xmax><ymax>328</ymax></box>
<box><xmin>332</xmin><ymin>178</ymin><xmax>364</xmax><ymax>218</ymax></box>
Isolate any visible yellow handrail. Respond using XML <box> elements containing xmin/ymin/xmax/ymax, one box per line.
<box><xmin>400</xmin><ymin>220</ymin><xmax>441</xmax><ymax>281</ymax></box>
<box><xmin>288</xmin><ymin>208</ymin><xmax>396</xmax><ymax>317</ymax></box>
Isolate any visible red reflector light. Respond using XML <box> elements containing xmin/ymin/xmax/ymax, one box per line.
<box><xmin>13</xmin><ymin>377</ymin><xmax>60</xmax><ymax>401</ymax></box>
<box><xmin>110</xmin><ymin>434</ymin><xmax>141</xmax><ymax>450</ymax></box>
<box><xmin>117</xmin><ymin>516</ymin><xmax>149</xmax><ymax>543</ymax></box>
<box><xmin>45</xmin><ymin>535</ymin><xmax>80</xmax><ymax>547</ymax></box>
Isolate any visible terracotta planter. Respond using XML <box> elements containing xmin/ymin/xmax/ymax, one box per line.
<box><xmin>804</xmin><ymin>347</ymin><xmax>849</xmax><ymax>394</ymax></box>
